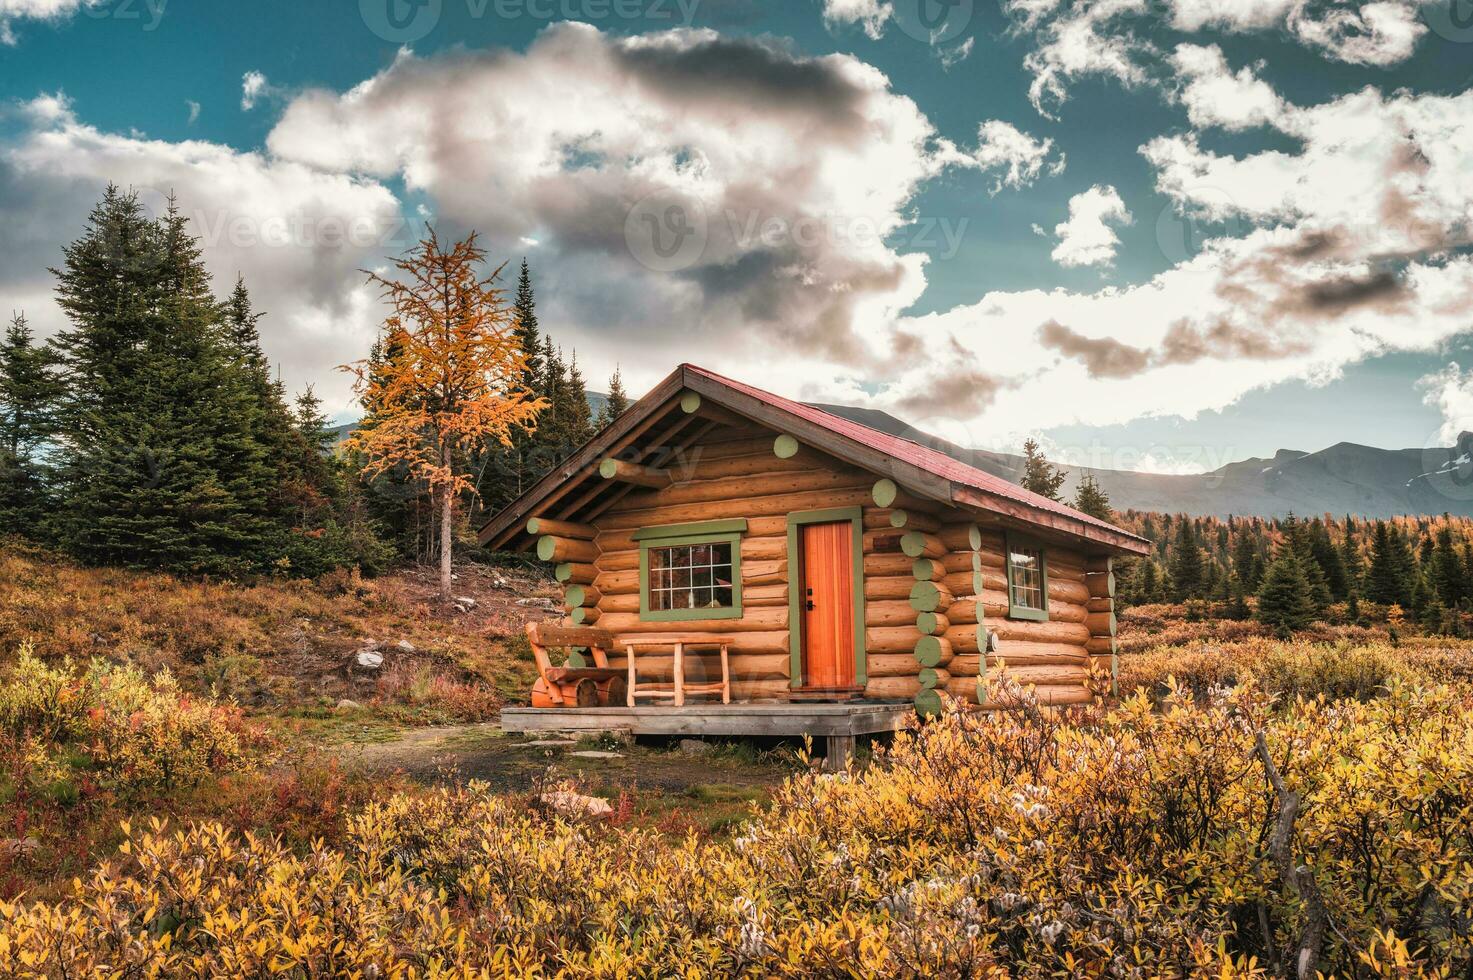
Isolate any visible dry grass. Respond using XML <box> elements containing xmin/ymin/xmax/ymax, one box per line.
<box><xmin>0</xmin><ymin>538</ymin><xmax>551</xmax><ymax>721</ymax></box>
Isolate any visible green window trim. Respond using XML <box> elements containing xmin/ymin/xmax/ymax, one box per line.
<box><xmin>632</xmin><ymin>519</ymin><xmax>748</xmax><ymax>541</ymax></box>
<box><xmin>1005</xmin><ymin>533</ymin><xmax>1050</xmax><ymax>622</ymax></box>
<box><xmin>786</xmin><ymin>506</ymin><xmax>867</xmax><ymax>688</ymax></box>
<box><xmin>637</xmin><ymin>526</ymin><xmax>745</xmax><ymax>622</ymax></box>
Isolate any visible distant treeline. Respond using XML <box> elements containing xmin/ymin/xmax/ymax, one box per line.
<box><xmin>1113</xmin><ymin>510</ymin><xmax>1473</xmax><ymax>633</ymax></box>
<box><xmin>0</xmin><ymin>187</ymin><xmax>627</xmax><ymax>576</ymax></box>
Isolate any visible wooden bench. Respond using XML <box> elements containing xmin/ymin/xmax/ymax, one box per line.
<box><xmin>527</xmin><ymin>622</ymin><xmax>627</xmax><ymax>707</ymax></box>
<box><xmin>623</xmin><ymin>635</ymin><xmax>731</xmax><ymax>707</ymax></box>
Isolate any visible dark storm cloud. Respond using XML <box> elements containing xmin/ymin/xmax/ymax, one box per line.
<box><xmin>615</xmin><ymin>34</ymin><xmax>867</xmax><ymax>134</ymax></box>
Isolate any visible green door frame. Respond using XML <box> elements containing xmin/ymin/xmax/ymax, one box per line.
<box><xmin>786</xmin><ymin>506</ymin><xmax>867</xmax><ymax>688</ymax></box>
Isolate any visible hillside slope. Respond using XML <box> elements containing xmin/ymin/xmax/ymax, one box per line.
<box><xmin>814</xmin><ymin>404</ymin><xmax>1473</xmax><ymax>519</ymax></box>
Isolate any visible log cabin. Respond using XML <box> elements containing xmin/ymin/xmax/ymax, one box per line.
<box><xmin>481</xmin><ymin>364</ymin><xmax>1150</xmax><ymax>759</ymax></box>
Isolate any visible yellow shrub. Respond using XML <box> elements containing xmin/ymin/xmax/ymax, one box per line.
<box><xmin>0</xmin><ymin>645</ymin><xmax>90</xmax><ymax>743</ymax></box>
<box><xmin>1</xmin><ymin>651</ymin><xmax>273</xmax><ymax>792</ymax></box>
<box><xmin>2</xmin><ymin>670</ymin><xmax>1470</xmax><ymax>976</ymax></box>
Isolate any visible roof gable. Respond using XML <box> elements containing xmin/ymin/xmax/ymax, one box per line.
<box><xmin>479</xmin><ymin>364</ymin><xmax>1150</xmax><ymax>555</ymax></box>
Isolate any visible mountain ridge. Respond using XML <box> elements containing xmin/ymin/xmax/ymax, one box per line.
<box><xmin>812</xmin><ymin>404</ymin><xmax>1473</xmax><ymax>520</ymax></box>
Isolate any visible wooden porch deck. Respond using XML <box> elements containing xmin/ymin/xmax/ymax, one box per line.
<box><xmin>500</xmin><ymin>702</ymin><xmax>917</xmax><ymax>769</ymax></box>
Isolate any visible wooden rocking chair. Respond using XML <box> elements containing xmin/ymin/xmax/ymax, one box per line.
<box><xmin>527</xmin><ymin>622</ymin><xmax>627</xmax><ymax>708</ymax></box>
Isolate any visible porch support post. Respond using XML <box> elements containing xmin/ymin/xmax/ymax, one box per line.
<box><xmin>824</xmin><ymin>734</ymin><xmax>856</xmax><ymax>772</ymax></box>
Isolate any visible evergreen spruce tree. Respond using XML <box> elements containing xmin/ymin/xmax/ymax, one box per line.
<box><xmin>1019</xmin><ymin>438</ymin><xmax>1066</xmax><ymax>501</ymax></box>
<box><xmin>511</xmin><ymin>258</ymin><xmax>542</xmax><ymax>395</ymax></box>
<box><xmin>50</xmin><ymin>188</ymin><xmax>235</xmax><ymax>572</ymax></box>
<box><xmin>1071</xmin><ymin>473</ymin><xmax>1112</xmax><ymax>521</ymax></box>
<box><xmin>1256</xmin><ymin>552</ymin><xmax>1317</xmax><ymax>637</ymax></box>
<box><xmin>564</xmin><ymin>352</ymin><xmax>594</xmax><ymax>446</ymax></box>
<box><xmin>1227</xmin><ymin>575</ymin><xmax>1251</xmax><ymax>620</ymax></box>
<box><xmin>598</xmin><ymin>366</ymin><xmax>631</xmax><ymax>428</ymax></box>
<box><xmin>0</xmin><ymin>312</ymin><xmax>63</xmax><ymax>534</ymax></box>
<box><xmin>1430</xmin><ymin>524</ymin><xmax>1469</xmax><ymax>607</ymax></box>
<box><xmin>1169</xmin><ymin>519</ymin><xmax>1206</xmax><ymax>600</ymax></box>
<box><xmin>498</xmin><ymin>258</ymin><xmax>547</xmax><ymax>499</ymax></box>
<box><xmin>49</xmin><ymin>188</ymin><xmax>384</xmax><ymax>575</ymax></box>
<box><xmin>1281</xmin><ymin>514</ymin><xmax>1332</xmax><ymax>612</ymax></box>
<box><xmin>1367</xmin><ymin>520</ymin><xmax>1414</xmax><ymax>607</ymax></box>
<box><xmin>1340</xmin><ymin>519</ymin><xmax>1363</xmax><ymax>593</ymax></box>
<box><xmin>1307</xmin><ymin>518</ymin><xmax>1348</xmax><ymax>599</ymax></box>
<box><xmin>1231</xmin><ymin>531</ymin><xmax>1262</xmax><ymax>592</ymax></box>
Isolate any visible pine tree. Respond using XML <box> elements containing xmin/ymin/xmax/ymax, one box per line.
<box><xmin>52</xmin><ymin>188</ymin><xmax>256</xmax><ymax>572</ymax></box>
<box><xmin>0</xmin><ymin>312</ymin><xmax>63</xmax><ymax>533</ymax></box>
<box><xmin>1071</xmin><ymin>473</ymin><xmax>1112</xmax><ymax>521</ymax></box>
<box><xmin>598</xmin><ymin>366</ymin><xmax>631</xmax><ymax>428</ymax></box>
<box><xmin>1367</xmin><ymin>520</ymin><xmax>1414</xmax><ymax>607</ymax></box>
<box><xmin>1256</xmin><ymin>552</ymin><xmax>1317</xmax><ymax>637</ymax></box>
<box><xmin>1340</xmin><ymin>519</ymin><xmax>1363</xmax><ymax>593</ymax></box>
<box><xmin>51</xmin><ymin>188</ymin><xmax>387</xmax><ymax>576</ymax></box>
<box><xmin>564</xmin><ymin>352</ymin><xmax>594</xmax><ymax>446</ymax></box>
<box><xmin>1307</xmin><ymin>518</ymin><xmax>1348</xmax><ymax>600</ymax></box>
<box><xmin>1227</xmin><ymin>575</ymin><xmax>1250</xmax><ymax>620</ymax></box>
<box><xmin>1430</xmin><ymin>524</ymin><xmax>1469</xmax><ymax>607</ymax></box>
<box><xmin>1019</xmin><ymin>438</ymin><xmax>1066</xmax><ymax>501</ymax></box>
<box><xmin>511</xmin><ymin>258</ymin><xmax>542</xmax><ymax>395</ymax></box>
<box><xmin>1231</xmin><ymin>531</ymin><xmax>1262</xmax><ymax>592</ymax></box>
<box><xmin>1169</xmin><ymin>519</ymin><xmax>1206</xmax><ymax>600</ymax></box>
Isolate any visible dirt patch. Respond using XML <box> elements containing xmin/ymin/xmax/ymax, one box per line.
<box><xmin>328</xmin><ymin>724</ymin><xmax>800</xmax><ymax>834</ymax></box>
<box><xmin>338</xmin><ymin>724</ymin><xmax>796</xmax><ymax>795</ymax></box>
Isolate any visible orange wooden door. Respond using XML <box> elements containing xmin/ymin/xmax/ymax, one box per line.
<box><xmin>800</xmin><ymin>522</ymin><xmax>855</xmax><ymax>689</ymax></box>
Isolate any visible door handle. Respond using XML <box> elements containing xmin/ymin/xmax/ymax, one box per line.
<box><xmin>805</xmin><ymin>600</ymin><xmax>815</xmax><ymax>611</ymax></box>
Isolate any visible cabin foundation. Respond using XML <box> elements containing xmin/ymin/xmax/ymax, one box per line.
<box><xmin>500</xmin><ymin>702</ymin><xmax>913</xmax><ymax>769</ymax></box>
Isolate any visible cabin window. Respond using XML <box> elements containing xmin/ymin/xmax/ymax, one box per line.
<box><xmin>1006</xmin><ymin>535</ymin><xmax>1049</xmax><ymax>622</ymax></box>
<box><xmin>633</xmin><ymin>519</ymin><xmax>746</xmax><ymax>622</ymax></box>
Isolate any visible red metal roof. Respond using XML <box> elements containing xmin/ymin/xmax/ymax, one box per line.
<box><xmin>684</xmin><ymin>364</ymin><xmax>1146</xmax><ymax>545</ymax></box>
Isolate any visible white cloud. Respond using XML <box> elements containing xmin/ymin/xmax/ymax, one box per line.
<box><xmin>241</xmin><ymin>71</ymin><xmax>271</xmax><ymax>111</ymax></box>
<box><xmin>3</xmin><ymin>22</ymin><xmax>1470</xmax><ymax>452</ymax></box>
<box><xmin>937</xmin><ymin>36</ymin><xmax>974</xmax><ymax>70</ymax></box>
<box><xmin>185</xmin><ymin>99</ymin><xmax>200</xmax><ymax>125</ymax></box>
<box><xmin>1420</xmin><ymin>364</ymin><xmax>1473</xmax><ymax>444</ymax></box>
<box><xmin>965</xmin><ymin>120</ymin><xmax>1063</xmax><ymax>194</ymax></box>
<box><xmin>1051</xmin><ymin>185</ymin><xmax>1132</xmax><ymax>268</ymax></box>
<box><xmin>0</xmin><ymin>0</ymin><xmax>97</xmax><ymax>44</ymax></box>
<box><xmin>1004</xmin><ymin>0</ymin><xmax>1152</xmax><ymax>117</ymax></box>
<box><xmin>870</xmin><ymin>82</ymin><xmax>1473</xmax><ymax>440</ymax></box>
<box><xmin>1005</xmin><ymin>0</ymin><xmax>1433</xmax><ymax>114</ymax></box>
<box><xmin>266</xmin><ymin>23</ymin><xmax>960</xmax><ymax>379</ymax></box>
<box><xmin>0</xmin><ymin>94</ymin><xmax>405</xmax><ymax>413</ymax></box>
<box><xmin>1170</xmin><ymin>44</ymin><xmax>1296</xmax><ymax>132</ymax></box>
<box><xmin>820</xmin><ymin>0</ymin><xmax>891</xmax><ymax>39</ymax></box>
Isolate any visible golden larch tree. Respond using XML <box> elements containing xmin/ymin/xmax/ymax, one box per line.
<box><xmin>343</xmin><ymin>228</ymin><xmax>544</xmax><ymax>597</ymax></box>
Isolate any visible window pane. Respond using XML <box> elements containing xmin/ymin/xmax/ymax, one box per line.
<box><xmin>646</xmin><ymin>541</ymin><xmax>736</xmax><ymax>614</ymax></box>
<box><xmin>1009</xmin><ymin>545</ymin><xmax>1045</xmax><ymax>612</ymax></box>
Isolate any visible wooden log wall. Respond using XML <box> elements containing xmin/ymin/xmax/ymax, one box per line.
<box><xmin>579</xmin><ymin>425</ymin><xmax>881</xmax><ymax>696</ymax></box>
<box><xmin>858</xmin><ymin>479</ymin><xmax>958</xmax><ymax>714</ymax></box>
<box><xmin>931</xmin><ymin>528</ymin><xmax>1096</xmax><ymax>709</ymax></box>
<box><xmin>1085</xmin><ymin>555</ymin><xmax>1117</xmax><ymax>696</ymax></box>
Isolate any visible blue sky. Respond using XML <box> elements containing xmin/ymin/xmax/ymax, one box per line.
<box><xmin>2</xmin><ymin>0</ymin><xmax>1472</xmax><ymax>473</ymax></box>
